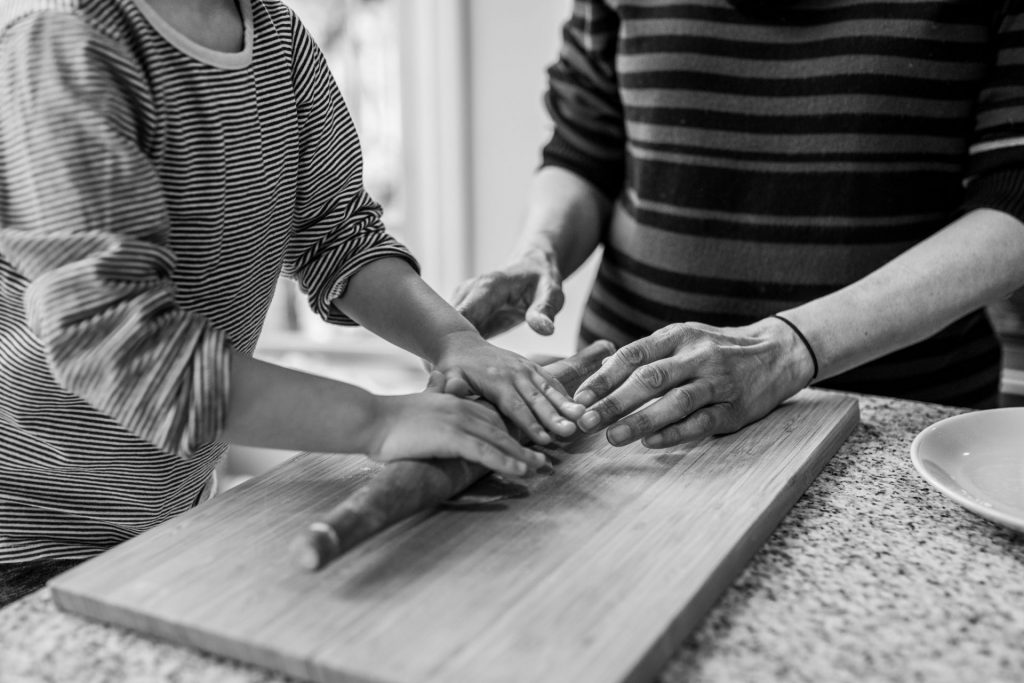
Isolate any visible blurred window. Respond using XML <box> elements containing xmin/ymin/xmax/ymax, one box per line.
<box><xmin>265</xmin><ymin>0</ymin><xmax>404</xmax><ymax>347</ymax></box>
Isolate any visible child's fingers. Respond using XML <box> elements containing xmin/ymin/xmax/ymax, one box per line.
<box><xmin>514</xmin><ymin>372</ymin><xmax>578</xmax><ymax>439</ymax></box>
<box><xmin>424</xmin><ymin>370</ymin><xmax>446</xmax><ymax>394</ymax></box>
<box><xmin>536</xmin><ymin>369</ymin><xmax>586</xmax><ymax>421</ymax></box>
<box><xmin>454</xmin><ymin>411</ymin><xmax>547</xmax><ymax>474</ymax></box>
<box><xmin>446</xmin><ymin>439</ymin><xmax>541</xmax><ymax>477</ymax></box>
<box><xmin>489</xmin><ymin>385</ymin><xmax>553</xmax><ymax>445</ymax></box>
<box><xmin>442</xmin><ymin>372</ymin><xmax>474</xmax><ymax>398</ymax></box>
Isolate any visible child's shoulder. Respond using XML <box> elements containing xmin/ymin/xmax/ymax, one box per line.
<box><xmin>1</xmin><ymin>0</ymin><xmax>140</xmax><ymax>49</ymax></box>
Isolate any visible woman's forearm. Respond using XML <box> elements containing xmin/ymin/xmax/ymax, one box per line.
<box><xmin>783</xmin><ymin>208</ymin><xmax>1024</xmax><ymax>380</ymax></box>
<box><xmin>518</xmin><ymin>166</ymin><xmax>611</xmax><ymax>278</ymax></box>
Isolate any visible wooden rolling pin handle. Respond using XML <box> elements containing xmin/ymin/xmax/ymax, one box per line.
<box><xmin>293</xmin><ymin>339</ymin><xmax>616</xmax><ymax>571</ymax></box>
<box><xmin>295</xmin><ymin>523</ymin><xmax>341</xmax><ymax>571</ymax></box>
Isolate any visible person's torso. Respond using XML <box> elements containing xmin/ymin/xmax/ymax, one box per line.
<box><xmin>0</xmin><ymin>0</ymin><xmax>310</xmax><ymax>559</ymax></box>
<box><xmin>581</xmin><ymin>0</ymin><xmax>1002</xmax><ymax>406</ymax></box>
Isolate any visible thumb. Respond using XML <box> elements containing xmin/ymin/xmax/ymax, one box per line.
<box><xmin>442</xmin><ymin>370</ymin><xmax>474</xmax><ymax>398</ymax></box>
<box><xmin>524</xmin><ymin>273</ymin><xmax>564</xmax><ymax>336</ymax></box>
<box><xmin>424</xmin><ymin>370</ymin><xmax>446</xmax><ymax>394</ymax></box>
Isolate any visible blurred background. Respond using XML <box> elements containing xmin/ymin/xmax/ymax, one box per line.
<box><xmin>227</xmin><ymin>0</ymin><xmax>593</xmax><ymax>486</ymax></box>
<box><xmin>226</xmin><ymin>0</ymin><xmax>1024</xmax><ymax>488</ymax></box>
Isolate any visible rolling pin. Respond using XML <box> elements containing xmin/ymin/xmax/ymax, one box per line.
<box><xmin>292</xmin><ymin>339</ymin><xmax>616</xmax><ymax>571</ymax></box>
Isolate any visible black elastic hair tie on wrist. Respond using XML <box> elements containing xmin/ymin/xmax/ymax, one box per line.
<box><xmin>772</xmin><ymin>314</ymin><xmax>819</xmax><ymax>382</ymax></box>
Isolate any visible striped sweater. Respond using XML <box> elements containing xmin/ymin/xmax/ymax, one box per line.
<box><xmin>543</xmin><ymin>0</ymin><xmax>1024</xmax><ymax>407</ymax></box>
<box><xmin>0</xmin><ymin>0</ymin><xmax>414</xmax><ymax>561</ymax></box>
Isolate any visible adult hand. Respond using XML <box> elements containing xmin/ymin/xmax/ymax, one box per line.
<box><xmin>451</xmin><ymin>249</ymin><xmax>565</xmax><ymax>338</ymax></box>
<box><xmin>367</xmin><ymin>371</ymin><xmax>548</xmax><ymax>477</ymax></box>
<box><xmin>572</xmin><ymin>319</ymin><xmax>815</xmax><ymax>448</ymax></box>
<box><xmin>432</xmin><ymin>331</ymin><xmax>585</xmax><ymax>445</ymax></box>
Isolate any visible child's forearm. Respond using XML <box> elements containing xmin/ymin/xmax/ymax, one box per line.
<box><xmin>333</xmin><ymin>257</ymin><xmax>482</xmax><ymax>364</ymax></box>
<box><xmin>334</xmin><ymin>257</ymin><xmax>585</xmax><ymax>444</ymax></box>
<box><xmin>221</xmin><ymin>350</ymin><xmax>544</xmax><ymax>476</ymax></box>
<box><xmin>221</xmin><ymin>350</ymin><xmax>379</xmax><ymax>452</ymax></box>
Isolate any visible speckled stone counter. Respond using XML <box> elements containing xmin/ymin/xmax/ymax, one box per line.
<box><xmin>2</xmin><ymin>393</ymin><xmax>1023</xmax><ymax>683</ymax></box>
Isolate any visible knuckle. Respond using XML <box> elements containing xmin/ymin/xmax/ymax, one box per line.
<box><xmin>483</xmin><ymin>429</ymin><xmax>508</xmax><ymax>450</ymax></box>
<box><xmin>523</xmin><ymin>388</ymin><xmax>545</xmax><ymax>404</ymax></box>
<box><xmin>694</xmin><ymin>338</ymin><xmax>719</xmax><ymax>359</ymax></box>
<box><xmin>657</xmin><ymin>424</ymin><xmax>685</xmax><ymax>446</ymax></box>
<box><xmin>506</xmin><ymin>395</ymin><xmax>531</xmax><ymax>417</ymax></box>
<box><xmin>475</xmin><ymin>439</ymin><xmax>495</xmax><ymax>460</ymax></box>
<box><xmin>635</xmin><ymin>363</ymin><xmax>668</xmax><ymax>390</ymax></box>
<box><xmin>663</xmin><ymin>322</ymin><xmax>693</xmax><ymax>340</ymax></box>
<box><xmin>656</xmin><ymin>324</ymin><xmax>680</xmax><ymax>342</ymax></box>
<box><xmin>596</xmin><ymin>396</ymin><xmax>622</xmax><ymax>419</ymax></box>
<box><xmin>690</xmin><ymin>410</ymin><xmax>715</xmax><ymax>434</ymax></box>
<box><xmin>626</xmin><ymin>411</ymin><xmax>652</xmax><ymax>434</ymax></box>
<box><xmin>618</xmin><ymin>343</ymin><xmax>648</xmax><ymax>366</ymax></box>
<box><xmin>666</xmin><ymin>387</ymin><xmax>695</xmax><ymax>416</ymax></box>
<box><xmin>582</xmin><ymin>376</ymin><xmax>609</xmax><ymax>396</ymax></box>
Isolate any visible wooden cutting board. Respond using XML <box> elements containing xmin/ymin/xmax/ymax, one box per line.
<box><xmin>50</xmin><ymin>389</ymin><xmax>858</xmax><ymax>683</ymax></box>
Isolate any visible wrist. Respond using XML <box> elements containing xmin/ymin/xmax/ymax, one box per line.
<box><xmin>517</xmin><ymin>243</ymin><xmax>561</xmax><ymax>277</ymax></box>
<box><xmin>359</xmin><ymin>392</ymin><xmax>392</xmax><ymax>456</ymax></box>
<box><xmin>745</xmin><ymin>316</ymin><xmax>817</xmax><ymax>394</ymax></box>
<box><xmin>771</xmin><ymin>314</ymin><xmax>819</xmax><ymax>384</ymax></box>
<box><xmin>431</xmin><ymin>328</ymin><xmax>486</xmax><ymax>366</ymax></box>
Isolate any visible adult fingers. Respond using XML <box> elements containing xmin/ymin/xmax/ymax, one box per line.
<box><xmin>524</xmin><ymin>270</ymin><xmax>564</xmax><ymax>336</ymax></box>
<box><xmin>537</xmin><ymin>369</ymin><xmax>585</xmax><ymax>421</ymax></box>
<box><xmin>640</xmin><ymin>403</ymin><xmax>733</xmax><ymax>448</ymax></box>
<box><xmin>578</xmin><ymin>358</ymin><xmax>694</xmax><ymax>434</ymax></box>
<box><xmin>512</xmin><ymin>371</ymin><xmax>579</xmax><ymax>439</ymax></box>
<box><xmin>603</xmin><ymin>379</ymin><xmax>715</xmax><ymax>446</ymax></box>
<box><xmin>573</xmin><ymin>330</ymin><xmax>680</xmax><ymax>408</ymax></box>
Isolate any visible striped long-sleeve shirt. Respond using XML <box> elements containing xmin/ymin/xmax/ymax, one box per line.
<box><xmin>0</xmin><ymin>0</ymin><xmax>414</xmax><ymax>562</ymax></box>
<box><xmin>543</xmin><ymin>0</ymin><xmax>1024</xmax><ymax>407</ymax></box>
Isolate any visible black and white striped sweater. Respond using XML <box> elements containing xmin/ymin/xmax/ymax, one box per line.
<box><xmin>543</xmin><ymin>0</ymin><xmax>1024</xmax><ymax>406</ymax></box>
<box><xmin>0</xmin><ymin>0</ymin><xmax>413</xmax><ymax>561</ymax></box>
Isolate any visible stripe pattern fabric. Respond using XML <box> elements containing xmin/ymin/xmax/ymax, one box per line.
<box><xmin>0</xmin><ymin>0</ymin><xmax>414</xmax><ymax>561</ymax></box>
<box><xmin>542</xmin><ymin>0</ymin><xmax>1024</xmax><ymax>407</ymax></box>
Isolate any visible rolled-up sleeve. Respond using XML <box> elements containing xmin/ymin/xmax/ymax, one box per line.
<box><xmin>0</xmin><ymin>14</ymin><xmax>229</xmax><ymax>458</ymax></box>
<box><xmin>541</xmin><ymin>0</ymin><xmax>626</xmax><ymax>200</ymax></box>
<box><xmin>282</xmin><ymin>17</ymin><xmax>418</xmax><ymax>326</ymax></box>
<box><xmin>961</xmin><ymin>5</ymin><xmax>1024</xmax><ymax>223</ymax></box>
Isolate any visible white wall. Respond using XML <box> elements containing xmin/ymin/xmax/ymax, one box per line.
<box><xmin>464</xmin><ymin>0</ymin><xmax>599</xmax><ymax>359</ymax></box>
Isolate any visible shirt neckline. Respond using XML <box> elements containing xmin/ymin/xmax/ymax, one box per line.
<box><xmin>130</xmin><ymin>0</ymin><xmax>254</xmax><ymax>70</ymax></box>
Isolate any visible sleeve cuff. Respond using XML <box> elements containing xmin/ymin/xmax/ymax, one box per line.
<box><xmin>541</xmin><ymin>129</ymin><xmax>625</xmax><ymax>201</ymax></box>
<box><xmin>961</xmin><ymin>166</ymin><xmax>1024</xmax><ymax>225</ymax></box>
<box><xmin>316</xmin><ymin>245</ymin><xmax>420</xmax><ymax>326</ymax></box>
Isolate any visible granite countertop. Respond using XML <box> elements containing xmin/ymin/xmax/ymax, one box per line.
<box><xmin>1</xmin><ymin>394</ymin><xmax>1023</xmax><ymax>683</ymax></box>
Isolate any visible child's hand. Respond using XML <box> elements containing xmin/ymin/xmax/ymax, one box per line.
<box><xmin>366</xmin><ymin>372</ymin><xmax>547</xmax><ymax>476</ymax></box>
<box><xmin>432</xmin><ymin>331</ymin><xmax>586</xmax><ymax>445</ymax></box>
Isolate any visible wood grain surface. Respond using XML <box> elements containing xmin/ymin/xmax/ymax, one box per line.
<box><xmin>50</xmin><ymin>389</ymin><xmax>859</xmax><ymax>683</ymax></box>
<box><xmin>294</xmin><ymin>339</ymin><xmax>616</xmax><ymax>570</ymax></box>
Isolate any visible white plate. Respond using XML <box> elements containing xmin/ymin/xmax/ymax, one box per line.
<box><xmin>910</xmin><ymin>408</ymin><xmax>1024</xmax><ymax>533</ymax></box>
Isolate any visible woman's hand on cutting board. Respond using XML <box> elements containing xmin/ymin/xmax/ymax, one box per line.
<box><xmin>571</xmin><ymin>319</ymin><xmax>812</xmax><ymax>448</ymax></box>
<box><xmin>432</xmin><ymin>331</ymin><xmax>586</xmax><ymax>445</ymax></box>
<box><xmin>365</xmin><ymin>372</ymin><xmax>547</xmax><ymax>476</ymax></box>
